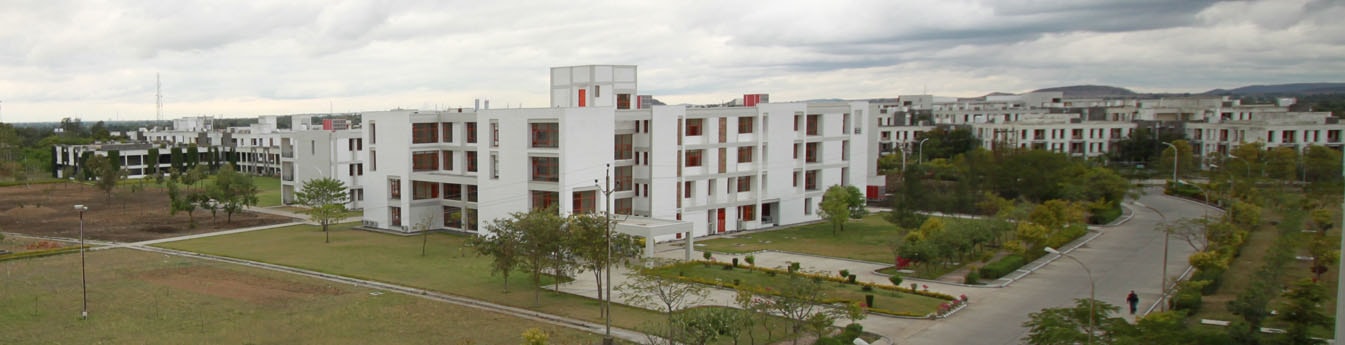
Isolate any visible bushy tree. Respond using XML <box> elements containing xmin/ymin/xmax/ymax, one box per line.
<box><xmin>210</xmin><ymin>163</ymin><xmax>258</xmax><ymax>223</ymax></box>
<box><xmin>295</xmin><ymin>177</ymin><xmax>349</xmax><ymax>243</ymax></box>
<box><xmin>568</xmin><ymin>212</ymin><xmax>643</xmax><ymax>316</ymax></box>
<box><xmin>470</xmin><ymin>217</ymin><xmax>524</xmax><ymax>292</ymax></box>
<box><xmin>516</xmin><ymin>207</ymin><xmax>566</xmax><ymax>305</ymax></box>
<box><xmin>819</xmin><ymin>185</ymin><xmax>852</xmax><ymax>235</ymax></box>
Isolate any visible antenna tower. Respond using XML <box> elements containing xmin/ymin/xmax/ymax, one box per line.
<box><xmin>156</xmin><ymin>73</ymin><xmax>163</xmax><ymax>123</ymax></box>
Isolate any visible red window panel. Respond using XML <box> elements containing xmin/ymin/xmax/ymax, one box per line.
<box><xmin>578</xmin><ymin>89</ymin><xmax>587</xmax><ymax>107</ymax></box>
<box><xmin>531</xmin><ymin>123</ymin><xmax>559</xmax><ymax>148</ymax></box>
<box><xmin>685</xmin><ymin>149</ymin><xmax>703</xmax><ymax>167</ymax></box>
<box><xmin>685</xmin><ymin>119</ymin><xmax>703</xmax><ymax>136</ymax></box>
<box><xmin>412</xmin><ymin>123</ymin><xmax>438</xmax><ymax>144</ymax></box>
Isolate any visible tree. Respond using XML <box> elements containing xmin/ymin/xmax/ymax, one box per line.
<box><xmin>166</xmin><ymin>180</ymin><xmax>202</xmax><ymax>228</ymax></box>
<box><xmin>85</xmin><ymin>154</ymin><xmax>120</xmax><ymax>202</ymax></box>
<box><xmin>295</xmin><ymin>177</ymin><xmax>350</xmax><ymax>243</ymax></box>
<box><xmin>758</xmin><ymin>275</ymin><xmax>841</xmax><ymax>345</ymax></box>
<box><xmin>513</xmin><ymin>207</ymin><xmax>567</xmax><ymax>306</ymax></box>
<box><xmin>819</xmin><ymin>185</ymin><xmax>852</xmax><ymax>235</ymax></box>
<box><xmin>1022</xmin><ymin>299</ymin><xmax>1132</xmax><ymax>345</ymax></box>
<box><xmin>619</xmin><ymin>264</ymin><xmax>709</xmax><ymax>322</ymax></box>
<box><xmin>1277</xmin><ymin>279</ymin><xmax>1329</xmax><ymax>345</ymax></box>
<box><xmin>666</xmin><ymin>307</ymin><xmax>741</xmax><ymax>345</ymax></box>
<box><xmin>146</xmin><ymin>147</ymin><xmax>163</xmax><ymax>184</ymax></box>
<box><xmin>469</xmin><ymin>216</ymin><xmax>524</xmax><ymax>292</ymax></box>
<box><xmin>170</xmin><ymin>147</ymin><xmax>184</xmax><ymax>173</ymax></box>
<box><xmin>210</xmin><ymin>163</ymin><xmax>259</xmax><ymax>223</ymax></box>
<box><xmin>844</xmin><ymin>185</ymin><xmax>867</xmax><ymax>218</ymax></box>
<box><xmin>186</xmin><ymin>145</ymin><xmax>200</xmax><ymax>169</ymax></box>
<box><xmin>568</xmin><ymin>212</ymin><xmax>643</xmax><ymax>317</ymax></box>
<box><xmin>90</xmin><ymin>121</ymin><xmax>111</xmax><ymax>141</ymax></box>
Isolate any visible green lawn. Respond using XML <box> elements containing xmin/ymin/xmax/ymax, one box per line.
<box><xmin>252</xmin><ymin>176</ymin><xmax>283</xmax><ymax>207</ymax></box>
<box><xmin>0</xmin><ymin>249</ymin><xmax>600</xmax><ymax>344</ymax></box>
<box><xmin>697</xmin><ymin>215</ymin><xmax>902</xmax><ymax>264</ymax></box>
<box><xmin>646</xmin><ymin>262</ymin><xmax>949</xmax><ymax>316</ymax></box>
<box><xmin>154</xmin><ymin>224</ymin><xmax>798</xmax><ymax>344</ymax></box>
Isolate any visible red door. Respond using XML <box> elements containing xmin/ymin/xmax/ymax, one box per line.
<box><xmin>717</xmin><ymin>209</ymin><xmax>726</xmax><ymax>233</ymax></box>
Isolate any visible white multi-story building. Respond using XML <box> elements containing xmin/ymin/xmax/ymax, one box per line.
<box><xmin>358</xmin><ymin>65</ymin><xmax>869</xmax><ymax>250</ymax></box>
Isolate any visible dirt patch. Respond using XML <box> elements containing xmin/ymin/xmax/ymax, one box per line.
<box><xmin>139</xmin><ymin>266</ymin><xmax>346</xmax><ymax>305</ymax></box>
<box><xmin>0</xmin><ymin>182</ymin><xmax>294</xmax><ymax>242</ymax></box>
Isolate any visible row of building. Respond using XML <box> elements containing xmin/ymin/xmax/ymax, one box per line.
<box><xmin>52</xmin><ymin>65</ymin><xmax>1344</xmax><ymax>249</ymax></box>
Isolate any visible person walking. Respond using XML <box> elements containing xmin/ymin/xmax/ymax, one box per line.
<box><xmin>1126</xmin><ymin>290</ymin><xmax>1139</xmax><ymax>315</ymax></box>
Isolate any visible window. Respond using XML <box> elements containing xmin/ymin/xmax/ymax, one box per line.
<box><xmin>617</xmin><ymin>94</ymin><xmax>631</xmax><ymax>109</ymax></box>
<box><xmin>578</xmin><ymin>89</ymin><xmax>587</xmax><ymax>107</ymax></box>
<box><xmin>531</xmin><ymin>123</ymin><xmax>559</xmax><ymax>148</ymax></box>
<box><xmin>412</xmin><ymin>123</ymin><xmax>438</xmax><ymax>144</ymax></box>
<box><xmin>793</xmin><ymin>143</ymin><xmax>799</xmax><ymax>159</ymax></box>
<box><xmin>390</xmin><ymin>206</ymin><xmax>401</xmax><ymax>227</ymax></box>
<box><xmin>738</xmin><ymin>146</ymin><xmax>754</xmax><ymax>163</ymax></box>
<box><xmin>466</xmin><ymin>151</ymin><xmax>478</xmax><ymax>172</ymax></box>
<box><xmin>348</xmin><ymin>163</ymin><xmax>363</xmax><ymax>176</ymax></box>
<box><xmin>370</xmin><ymin>150</ymin><xmax>377</xmax><ymax>171</ymax></box>
<box><xmin>614</xmin><ymin>134</ymin><xmax>633</xmax><ymax>160</ymax></box>
<box><xmin>412</xmin><ymin>151</ymin><xmax>438</xmax><ymax>171</ymax></box>
<box><xmin>804</xmin><ymin>198</ymin><xmax>813</xmax><ymax>215</ymax></box>
<box><xmin>531</xmin><ymin>191</ymin><xmax>559</xmax><ymax>210</ymax></box>
<box><xmin>793</xmin><ymin>171</ymin><xmax>799</xmax><ymax>187</ymax></box>
<box><xmin>350</xmin><ymin>188</ymin><xmax>363</xmax><ymax>201</ymax></box>
<box><xmin>466</xmin><ymin>185</ymin><xmax>478</xmax><ymax>202</ymax></box>
<box><xmin>531</xmin><ymin>157</ymin><xmax>558</xmax><ymax>182</ymax></box>
<box><xmin>442</xmin><ymin>122</ymin><xmax>454</xmax><ymax>143</ymax></box>
<box><xmin>685</xmin><ymin>119</ymin><xmax>703</xmax><ymax>136</ymax></box>
<box><xmin>370</xmin><ymin>123</ymin><xmax>377</xmax><ymax>143</ymax></box>
<box><xmin>464</xmin><ymin>208</ymin><xmax>477</xmax><ymax>231</ymax></box>
<box><xmin>805</xmin><ymin>170</ymin><xmax>819</xmax><ymax>191</ymax></box>
<box><xmin>413</xmin><ymin>181</ymin><xmax>439</xmax><ymax>200</ymax></box>
<box><xmin>685</xmin><ymin>149</ymin><xmax>704</xmax><ymax>167</ymax></box>
<box><xmin>794</xmin><ymin>115</ymin><xmax>800</xmax><ymax>132</ymax></box>
<box><xmin>739</xmin><ymin>116</ymin><xmax>754</xmax><ymax>134</ymax></box>
<box><xmin>719</xmin><ymin>118</ymin><xmax>727</xmax><ymax>143</ymax></box>
<box><xmin>806</xmin><ymin>114</ymin><xmax>820</xmax><ymax>135</ymax></box>
<box><xmin>489</xmin><ymin>153</ymin><xmax>500</xmax><ymax>179</ymax></box>
<box><xmin>490</xmin><ymin>121</ymin><xmax>499</xmax><ymax>147</ymax></box>
<box><xmin>441</xmin><ymin>150</ymin><xmax>454</xmax><ymax>170</ymax></box>
<box><xmin>739</xmin><ymin>205</ymin><xmax>755</xmax><ymax>221</ymax></box>
<box><xmin>466</xmin><ymin>122</ymin><xmax>477</xmax><ymax>143</ymax></box>
<box><xmin>737</xmin><ymin>176</ymin><xmax>752</xmax><ymax>192</ymax></box>
<box><xmin>443</xmin><ymin>206</ymin><xmax>462</xmax><ymax>228</ymax></box>
<box><xmin>615</xmin><ymin>166</ymin><xmax>632</xmax><ymax>191</ymax></box>
<box><xmin>805</xmin><ymin>143</ymin><xmax>819</xmax><ymax>163</ymax></box>
<box><xmin>310</xmin><ymin>140</ymin><xmax>315</xmax><ymax>155</ymax></box>
<box><xmin>389</xmin><ymin>179</ymin><xmax>401</xmax><ymax>199</ymax></box>
<box><xmin>684</xmin><ymin>181</ymin><xmax>693</xmax><ymax>198</ymax></box>
<box><xmin>615</xmin><ymin>198</ymin><xmax>632</xmax><ymax>215</ymax></box>
<box><xmin>348</xmin><ymin>138</ymin><xmax>362</xmax><ymax>151</ymax></box>
<box><xmin>573</xmin><ymin>191</ymin><xmax>596</xmax><ymax>214</ymax></box>
<box><xmin>443</xmin><ymin>183</ymin><xmax>462</xmax><ymax>200</ymax></box>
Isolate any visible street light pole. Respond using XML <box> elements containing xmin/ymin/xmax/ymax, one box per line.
<box><xmin>1046</xmin><ymin>247</ymin><xmax>1094</xmax><ymax>345</ymax></box>
<box><xmin>1134</xmin><ymin>201</ymin><xmax>1169</xmax><ymax>311</ymax></box>
<box><xmin>918</xmin><ymin>138</ymin><xmax>930</xmax><ymax>164</ymax></box>
<box><xmin>75</xmin><ymin>204</ymin><xmax>89</xmax><ymax>320</ymax></box>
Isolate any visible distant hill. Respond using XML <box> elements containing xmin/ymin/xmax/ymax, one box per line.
<box><xmin>1031</xmin><ymin>85</ymin><xmax>1137</xmax><ymax>98</ymax></box>
<box><xmin>1204</xmin><ymin>83</ymin><xmax>1345</xmax><ymax>95</ymax></box>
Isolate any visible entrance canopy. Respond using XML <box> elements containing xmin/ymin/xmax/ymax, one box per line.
<box><xmin>614</xmin><ymin>216</ymin><xmax>695</xmax><ymax>259</ymax></box>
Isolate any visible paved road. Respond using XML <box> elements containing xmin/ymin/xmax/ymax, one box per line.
<box><xmin>898</xmin><ymin>190</ymin><xmax>1215</xmax><ymax>345</ymax></box>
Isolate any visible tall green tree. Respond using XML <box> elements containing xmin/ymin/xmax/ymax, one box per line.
<box><xmin>470</xmin><ymin>216</ymin><xmax>525</xmax><ymax>292</ymax></box>
<box><xmin>1277</xmin><ymin>279</ymin><xmax>1329</xmax><ymax>345</ymax></box>
<box><xmin>85</xmin><ymin>154</ymin><xmax>120</xmax><ymax>202</ymax></box>
<box><xmin>210</xmin><ymin>163</ymin><xmax>259</xmax><ymax>223</ymax></box>
<box><xmin>516</xmin><ymin>207</ymin><xmax>567</xmax><ymax>306</ymax></box>
<box><xmin>568</xmin><ymin>212</ymin><xmax>643</xmax><ymax>316</ymax></box>
<box><xmin>90</xmin><ymin>121</ymin><xmax>111</xmax><ymax>141</ymax></box>
<box><xmin>1022</xmin><ymin>299</ymin><xmax>1132</xmax><ymax>345</ymax></box>
<box><xmin>295</xmin><ymin>177</ymin><xmax>349</xmax><ymax>243</ymax></box>
<box><xmin>819</xmin><ymin>185</ymin><xmax>852</xmax><ymax>235</ymax></box>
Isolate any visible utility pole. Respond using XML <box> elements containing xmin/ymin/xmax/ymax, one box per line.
<box><xmin>595</xmin><ymin>163</ymin><xmax>614</xmax><ymax>345</ymax></box>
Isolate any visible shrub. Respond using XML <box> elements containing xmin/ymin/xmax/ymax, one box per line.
<box><xmin>978</xmin><ymin>254</ymin><xmax>1026</xmax><ymax>279</ymax></box>
<box><xmin>847</xmin><ymin>274</ymin><xmax>857</xmax><ymax>284</ymax></box>
<box><xmin>732</xmin><ymin>257</ymin><xmax>739</xmax><ymax>267</ymax></box>
<box><xmin>865</xmin><ymin>294</ymin><xmax>875</xmax><ymax>308</ymax></box>
<box><xmin>839</xmin><ymin>269</ymin><xmax>850</xmax><ymax>278</ymax></box>
<box><xmin>722</xmin><ymin>264</ymin><xmax>733</xmax><ymax>270</ymax></box>
<box><xmin>767</xmin><ymin>271</ymin><xmax>777</xmax><ymax>277</ymax></box>
<box><xmin>861</xmin><ymin>285</ymin><xmax>874</xmax><ymax>292</ymax></box>
<box><xmin>963</xmin><ymin>269</ymin><xmax>981</xmax><ymax>285</ymax></box>
<box><xmin>889</xmin><ymin>274</ymin><xmax>903</xmax><ymax>287</ymax></box>
<box><xmin>702</xmin><ymin>251</ymin><xmax>713</xmax><ymax>261</ymax></box>
<box><xmin>789</xmin><ymin>262</ymin><xmax>801</xmax><ymax>272</ymax></box>
<box><xmin>744</xmin><ymin>255</ymin><xmax>755</xmax><ymax>266</ymax></box>
<box><xmin>840</xmin><ymin>323</ymin><xmax>864</xmax><ymax>342</ymax></box>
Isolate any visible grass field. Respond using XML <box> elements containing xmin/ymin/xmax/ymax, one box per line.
<box><xmin>646</xmin><ymin>262</ymin><xmax>949</xmax><ymax>316</ymax></box>
<box><xmin>696</xmin><ymin>215</ymin><xmax>902</xmax><ymax>264</ymax></box>
<box><xmin>154</xmin><ymin>223</ymin><xmax>799</xmax><ymax>344</ymax></box>
<box><xmin>0</xmin><ymin>249</ymin><xmax>600</xmax><ymax>344</ymax></box>
<box><xmin>253</xmin><ymin>176</ymin><xmax>283</xmax><ymax>207</ymax></box>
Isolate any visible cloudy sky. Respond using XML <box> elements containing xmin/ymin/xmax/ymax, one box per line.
<box><xmin>1</xmin><ymin>0</ymin><xmax>1342</xmax><ymax>123</ymax></box>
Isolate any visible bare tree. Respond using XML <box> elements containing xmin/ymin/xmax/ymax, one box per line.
<box><xmin>619</xmin><ymin>261</ymin><xmax>709</xmax><ymax>322</ymax></box>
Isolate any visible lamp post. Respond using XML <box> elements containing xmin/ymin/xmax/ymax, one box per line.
<box><xmin>917</xmin><ymin>138</ymin><xmax>930</xmax><ymax>164</ymax></box>
<box><xmin>74</xmin><ymin>204</ymin><xmax>89</xmax><ymax>320</ymax></box>
<box><xmin>594</xmin><ymin>163</ymin><xmax>614</xmax><ymax>345</ymax></box>
<box><xmin>1046</xmin><ymin>246</ymin><xmax>1094</xmax><ymax>345</ymax></box>
<box><xmin>1227</xmin><ymin>154</ymin><xmax>1251</xmax><ymax>179</ymax></box>
<box><xmin>1133</xmin><ymin>201</ymin><xmax>1169</xmax><ymax>311</ymax></box>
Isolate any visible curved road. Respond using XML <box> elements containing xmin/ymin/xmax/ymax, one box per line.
<box><xmin>894</xmin><ymin>190</ymin><xmax>1214</xmax><ymax>344</ymax></box>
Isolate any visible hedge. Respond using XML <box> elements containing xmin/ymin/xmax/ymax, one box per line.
<box><xmin>978</xmin><ymin>254</ymin><xmax>1026</xmax><ymax>280</ymax></box>
<box><xmin>0</xmin><ymin>246</ymin><xmax>88</xmax><ymax>262</ymax></box>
